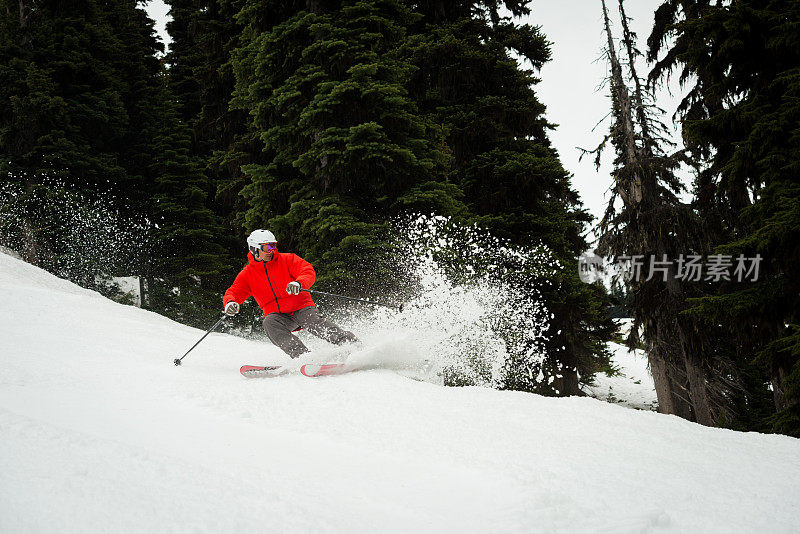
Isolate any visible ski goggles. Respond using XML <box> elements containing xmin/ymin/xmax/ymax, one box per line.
<box><xmin>257</xmin><ymin>242</ymin><xmax>278</xmax><ymax>252</ymax></box>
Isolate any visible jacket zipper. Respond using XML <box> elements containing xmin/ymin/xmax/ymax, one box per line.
<box><xmin>263</xmin><ymin>262</ymin><xmax>281</xmax><ymax>313</ymax></box>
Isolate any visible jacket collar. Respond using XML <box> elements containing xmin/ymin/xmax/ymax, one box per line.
<box><xmin>248</xmin><ymin>251</ymin><xmax>278</xmax><ymax>265</ymax></box>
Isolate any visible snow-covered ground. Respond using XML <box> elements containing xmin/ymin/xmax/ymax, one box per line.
<box><xmin>583</xmin><ymin>320</ymin><xmax>660</xmax><ymax>411</ymax></box>
<box><xmin>1</xmin><ymin>251</ymin><xmax>799</xmax><ymax>533</ymax></box>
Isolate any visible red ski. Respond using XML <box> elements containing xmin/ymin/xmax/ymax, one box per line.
<box><xmin>240</xmin><ymin>364</ymin><xmax>292</xmax><ymax>378</ymax></box>
<box><xmin>300</xmin><ymin>363</ymin><xmax>348</xmax><ymax>377</ymax></box>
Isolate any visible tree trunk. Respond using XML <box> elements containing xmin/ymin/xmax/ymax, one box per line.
<box><xmin>683</xmin><ymin>351</ymin><xmax>712</xmax><ymax>425</ymax></box>
<box><xmin>20</xmin><ymin>218</ymin><xmax>40</xmax><ymax>266</ymax></box>
<box><xmin>648</xmin><ymin>352</ymin><xmax>672</xmax><ymax>413</ymax></box>
<box><xmin>772</xmin><ymin>365</ymin><xmax>788</xmax><ymax>412</ymax></box>
<box><xmin>677</xmin><ymin>320</ymin><xmax>713</xmax><ymax>425</ymax></box>
<box><xmin>648</xmin><ymin>350</ymin><xmax>692</xmax><ymax>419</ymax></box>
<box><xmin>139</xmin><ymin>276</ymin><xmax>150</xmax><ymax>309</ymax></box>
<box><xmin>555</xmin><ymin>365</ymin><xmax>584</xmax><ymax>397</ymax></box>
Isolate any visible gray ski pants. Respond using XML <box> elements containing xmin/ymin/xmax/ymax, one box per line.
<box><xmin>263</xmin><ymin>305</ymin><xmax>358</xmax><ymax>358</ymax></box>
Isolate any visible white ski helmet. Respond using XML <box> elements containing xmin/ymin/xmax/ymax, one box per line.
<box><xmin>247</xmin><ymin>229</ymin><xmax>277</xmax><ymax>257</ymax></box>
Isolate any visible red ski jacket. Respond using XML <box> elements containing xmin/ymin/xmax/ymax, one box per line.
<box><xmin>223</xmin><ymin>251</ymin><xmax>316</xmax><ymax>315</ymax></box>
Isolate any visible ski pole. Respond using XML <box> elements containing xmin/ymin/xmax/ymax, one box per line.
<box><xmin>301</xmin><ymin>288</ymin><xmax>403</xmax><ymax>312</ymax></box>
<box><xmin>174</xmin><ymin>314</ymin><xmax>227</xmax><ymax>366</ymax></box>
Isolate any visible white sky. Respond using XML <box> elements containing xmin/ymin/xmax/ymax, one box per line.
<box><xmin>143</xmin><ymin>0</ymin><xmax>688</xmax><ymax>245</ymax></box>
<box><xmin>144</xmin><ymin>0</ymin><xmax>171</xmax><ymax>51</ymax></box>
<box><xmin>525</xmin><ymin>0</ymin><xmax>689</xmax><ymax>244</ymax></box>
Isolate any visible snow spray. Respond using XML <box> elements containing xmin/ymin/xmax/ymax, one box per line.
<box><xmin>303</xmin><ymin>215</ymin><xmax>560</xmax><ymax>388</ymax></box>
<box><xmin>0</xmin><ymin>181</ymin><xmax>151</xmax><ymax>295</ymax></box>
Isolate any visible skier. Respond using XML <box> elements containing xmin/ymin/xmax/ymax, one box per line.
<box><xmin>222</xmin><ymin>229</ymin><xmax>359</xmax><ymax>358</ymax></box>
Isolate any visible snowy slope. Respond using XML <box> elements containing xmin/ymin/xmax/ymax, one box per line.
<box><xmin>1</xmin><ymin>251</ymin><xmax>799</xmax><ymax>534</ymax></box>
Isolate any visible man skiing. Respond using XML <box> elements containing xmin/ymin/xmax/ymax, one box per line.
<box><xmin>223</xmin><ymin>229</ymin><xmax>358</xmax><ymax>358</ymax></box>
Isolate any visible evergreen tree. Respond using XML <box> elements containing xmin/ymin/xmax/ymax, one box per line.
<box><xmin>147</xmin><ymin>79</ymin><xmax>229</xmax><ymax>325</ymax></box>
<box><xmin>0</xmin><ymin>1</ymin><xmax>229</xmax><ymax>326</ymax></box>
<box><xmin>164</xmin><ymin>0</ymin><xmax>259</xmax><ymax>302</ymax></box>
<box><xmin>402</xmin><ymin>2</ymin><xmax>617</xmax><ymax>394</ymax></box>
<box><xmin>648</xmin><ymin>0</ymin><xmax>800</xmax><ymax>435</ymax></box>
<box><xmin>0</xmin><ymin>1</ymin><xmax>129</xmax><ymax>195</ymax></box>
<box><xmin>0</xmin><ymin>0</ymin><xmax>144</xmax><ymax>277</ymax></box>
<box><xmin>133</xmin><ymin>0</ymin><xmax>232</xmax><ymax>325</ymax></box>
<box><xmin>608</xmin><ymin>280</ymin><xmax>631</xmax><ymax>319</ymax></box>
<box><xmin>164</xmin><ymin>0</ymin><xmax>204</xmax><ymax>128</ymax></box>
<box><xmin>231</xmin><ymin>0</ymin><xmax>459</xmax><ymax>291</ymax></box>
<box><xmin>592</xmin><ymin>0</ymin><xmax>715</xmax><ymax>423</ymax></box>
